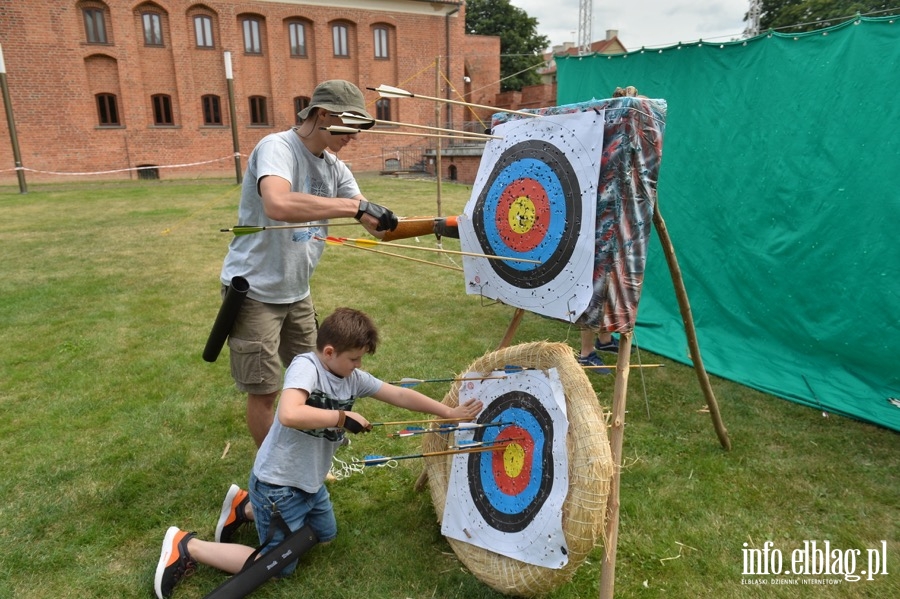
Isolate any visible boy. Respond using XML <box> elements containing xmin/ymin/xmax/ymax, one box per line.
<box><xmin>154</xmin><ymin>308</ymin><xmax>482</xmax><ymax>598</ymax></box>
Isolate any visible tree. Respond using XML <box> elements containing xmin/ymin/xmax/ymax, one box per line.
<box><xmin>749</xmin><ymin>0</ymin><xmax>896</xmax><ymax>33</ymax></box>
<box><xmin>465</xmin><ymin>0</ymin><xmax>550</xmax><ymax>92</ymax></box>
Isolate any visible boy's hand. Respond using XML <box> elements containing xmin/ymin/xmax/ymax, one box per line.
<box><xmin>338</xmin><ymin>410</ymin><xmax>372</xmax><ymax>434</ymax></box>
<box><xmin>451</xmin><ymin>398</ymin><xmax>483</xmax><ymax>421</ymax></box>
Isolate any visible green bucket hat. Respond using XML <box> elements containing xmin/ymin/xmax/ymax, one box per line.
<box><xmin>297</xmin><ymin>80</ymin><xmax>374</xmax><ymax>128</ymax></box>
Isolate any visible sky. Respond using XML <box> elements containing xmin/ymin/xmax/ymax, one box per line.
<box><xmin>508</xmin><ymin>0</ymin><xmax>752</xmax><ymax>52</ymax></box>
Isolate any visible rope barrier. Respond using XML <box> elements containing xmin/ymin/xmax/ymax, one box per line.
<box><xmin>1</xmin><ymin>154</ymin><xmax>238</xmax><ymax>177</ymax></box>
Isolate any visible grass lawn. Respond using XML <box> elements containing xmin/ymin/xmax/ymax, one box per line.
<box><xmin>0</xmin><ymin>174</ymin><xmax>897</xmax><ymax>599</ymax></box>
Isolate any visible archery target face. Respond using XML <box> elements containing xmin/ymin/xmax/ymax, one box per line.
<box><xmin>441</xmin><ymin>368</ymin><xmax>570</xmax><ymax>569</ymax></box>
<box><xmin>458</xmin><ymin>110</ymin><xmax>604</xmax><ymax>321</ymax></box>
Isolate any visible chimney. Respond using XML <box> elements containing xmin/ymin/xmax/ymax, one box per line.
<box><xmin>606</xmin><ymin>29</ymin><xmax>618</xmax><ymax>40</ymax></box>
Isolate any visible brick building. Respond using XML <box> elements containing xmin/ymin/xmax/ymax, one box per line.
<box><xmin>0</xmin><ymin>0</ymin><xmax>501</xmax><ymax>184</ymax></box>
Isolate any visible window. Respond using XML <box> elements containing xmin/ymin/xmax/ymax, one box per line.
<box><xmin>142</xmin><ymin>13</ymin><xmax>163</xmax><ymax>46</ymax></box>
<box><xmin>96</xmin><ymin>93</ymin><xmax>119</xmax><ymax>126</ymax></box>
<box><xmin>243</xmin><ymin>18</ymin><xmax>261</xmax><ymax>54</ymax></box>
<box><xmin>151</xmin><ymin>94</ymin><xmax>174</xmax><ymax>125</ymax></box>
<box><xmin>294</xmin><ymin>96</ymin><xmax>310</xmax><ymax>125</ymax></box>
<box><xmin>83</xmin><ymin>8</ymin><xmax>108</xmax><ymax>44</ymax></box>
<box><xmin>376</xmin><ymin>98</ymin><xmax>391</xmax><ymax>121</ymax></box>
<box><xmin>288</xmin><ymin>22</ymin><xmax>306</xmax><ymax>57</ymax></box>
<box><xmin>137</xmin><ymin>165</ymin><xmax>159</xmax><ymax>179</ymax></box>
<box><xmin>374</xmin><ymin>27</ymin><xmax>389</xmax><ymax>59</ymax></box>
<box><xmin>194</xmin><ymin>15</ymin><xmax>213</xmax><ymax>48</ymax></box>
<box><xmin>202</xmin><ymin>95</ymin><xmax>222</xmax><ymax>125</ymax></box>
<box><xmin>332</xmin><ymin>24</ymin><xmax>348</xmax><ymax>57</ymax></box>
<box><xmin>249</xmin><ymin>96</ymin><xmax>268</xmax><ymax>125</ymax></box>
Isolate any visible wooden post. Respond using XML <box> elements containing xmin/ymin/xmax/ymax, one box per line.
<box><xmin>599</xmin><ymin>332</ymin><xmax>633</xmax><ymax>598</ymax></box>
<box><xmin>223</xmin><ymin>52</ymin><xmax>242</xmax><ymax>185</ymax></box>
<box><xmin>652</xmin><ymin>205</ymin><xmax>731</xmax><ymax>450</ymax></box>
<box><xmin>497</xmin><ymin>308</ymin><xmax>525</xmax><ymax>349</ymax></box>
<box><xmin>0</xmin><ymin>43</ymin><xmax>27</xmax><ymax>193</ymax></box>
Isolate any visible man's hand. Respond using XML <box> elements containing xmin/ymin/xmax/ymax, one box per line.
<box><xmin>355</xmin><ymin>200</ymin><xmax>399</xmax><ymax>232</ymax></box>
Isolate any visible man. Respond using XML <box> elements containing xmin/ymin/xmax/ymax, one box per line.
<box><xmin>220</xmin><ymin>80</ymin><xmax>398</xmax><ymax>447</ymax></box>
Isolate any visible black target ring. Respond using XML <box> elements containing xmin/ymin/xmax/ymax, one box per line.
<box><xmin>472</xmin><ymin>139</ymin><xmax>582</xmax><ymax>289</ymax></box>
<box><xmin>468</xmin><ymin>390</ymin><xmax>554</xmax><ymax>533</ymax></box>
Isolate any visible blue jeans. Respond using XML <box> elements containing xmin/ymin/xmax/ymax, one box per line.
<box><xmin>248</xmin><ymin>472</ymin><xmax>337</xmax><ymax>576</ymax></box>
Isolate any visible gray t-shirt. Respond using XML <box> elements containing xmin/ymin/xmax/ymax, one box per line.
<box><xmin>220</xmin><ymin>129</ymin><xmax>360</xmax><ymax>303</ymax></box>
<box><xmin>252</xmin><ymin>352</ymin><xmax>382</xmax><ymax>492</ymax></box>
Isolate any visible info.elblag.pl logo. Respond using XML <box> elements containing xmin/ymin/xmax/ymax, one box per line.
<box><xmin>741</xmin><ymin>540</ymin><xmax>889</xmax><ymax>585</ymax></box>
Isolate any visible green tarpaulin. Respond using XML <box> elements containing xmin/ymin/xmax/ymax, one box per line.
<box><xmin>557</xmin><ymin>16</ymin><xmax>900</xmax><ymax>432</ymax></box>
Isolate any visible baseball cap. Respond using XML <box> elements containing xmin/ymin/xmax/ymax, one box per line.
<box><xmin>297</xmin><ymin>80</ymin><xmax>375</xmax><ymax>128</ymax></box>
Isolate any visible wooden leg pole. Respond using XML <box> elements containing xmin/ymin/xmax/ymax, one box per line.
<box><xmin>497</xmin><ymin>308</ymin><xmax>525</xmax><ymax>349</ymax></box>
<box><xmin>652</xmin><ymin>205</ymin><xmax>731</xmax><ymax>451</ymax></box>
<box><xmin>599</xmin><ymin>332</ymin><xmax>633</xmax><ymax>599</ymax></box>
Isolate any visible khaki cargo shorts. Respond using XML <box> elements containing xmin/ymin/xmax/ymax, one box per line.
<box><xmin>226</xmin><ymin>293</ymin><xmax>318</xmax><ymax>395</ymax></box>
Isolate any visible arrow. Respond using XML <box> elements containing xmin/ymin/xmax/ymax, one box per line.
<box><xmin>317</xmin><ymin>235</ymin><xmax>542</xmax><ymax>264</ymax></box>
<box><xmin>221</xmin><ymin>217</ymin><xmax>440</xmax><ymax>237</ymax></box>
<box><xmin>369</xmin><ymin>84</ymin><xmax>539</xmax><ymax>118</ymax></box>
<box><xmin>221</xmin><ymin>222</ymin><xmax>353</xmax><ymax>236</ymax></box>
<box><xmin>388</xmin><ymin>421</ymin><xmax>512</xmax><ymax>438</ymax></box>
<box><xmin>332</xmin><ymin>113</ymin><xmax>500</xmax><ymax>139</ymax></box>
<box><xmin>581</xmin><ymin>363</ymin><xmax>666</xmax><ymax>370</ymax></box>
<box><xmin>369</xmin><ymin>417</ymin><xmax>471</xmax><ymax>427</ymax></box>
<box><xmin>361</xmin><ymin>439</ymin><xmax>516</xmax><ymax>466</ymax></box>
<box><xmin>322</xmin><ymin>125</ymin><xmax>495</xmax><ymax>142</ymax></box>
<box><xmin>390</xmin><ymin>375</ymin><xmax>507</xmax><ymax>388</ymax></box>
<box><xmin>501</xmin><ymin>363</ymin><xmax>665</xmax><ymax>373</ymax></box>
<box><xmin>344</xmin><ymin>242</ymin><xmax>463</xmax><ymax>272</ymax></box>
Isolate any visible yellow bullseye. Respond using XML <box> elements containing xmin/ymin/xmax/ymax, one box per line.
<box><xmin>508</xmin><ymin>196</ymin><xmax>536</xmax><ymax>234</ymax></box>
<box><xmin>502</xmin><ymin>442</ymin><xmax>526</xmax><ymax>478</ymax></box>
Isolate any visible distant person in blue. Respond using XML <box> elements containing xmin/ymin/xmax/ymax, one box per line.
<box><xmin>220</xmin><ymin>80</ymin><xmax>399</xmax><ymax>447</ymax></box>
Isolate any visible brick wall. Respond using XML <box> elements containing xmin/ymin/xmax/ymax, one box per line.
<box><xmin>0</xmin><ymin>0</ymin><xmax>493</xmax><ymax>184</ymax></box>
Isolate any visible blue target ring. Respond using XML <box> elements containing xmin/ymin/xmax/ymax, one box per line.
<box><xmin>477</xmin><ymin>407</ymin><xmax>545</xmax><ymax>513</ymax></box>
<box><xmin>468</xmin><ymin>390</ymin><xmax>554</xmax><ymax>532</ymax></box>
<box><xmin>473</xmin><ymin>139</ymin><xmax>582</xmax><ymax>289</ymax></box>
<box><xmin>481</xmin><ymin>159</ymin><xmax>568</xmax><ymax>271</ymax></box>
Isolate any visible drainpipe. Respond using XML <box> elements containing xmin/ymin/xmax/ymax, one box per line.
<box><xmin>444</xmin><ymin>5</ymin><xmax>460</xmax><ymax>131</ymax></box>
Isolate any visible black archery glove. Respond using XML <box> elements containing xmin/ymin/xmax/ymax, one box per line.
<box><xmin>355</xmin><ymin>200</ymin><xmax>399</xmax><ymax>232</ymax></box>
<box><xmin>337</xmin><ymin>410</ymin><xmax>371</xmax><ymax>434</ymax></box>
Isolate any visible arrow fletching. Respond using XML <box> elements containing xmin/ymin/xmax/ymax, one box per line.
<box><xmin>323</xmin><ymin>125</ymin><xmax>361</xmax><ymax>135</ymax></box>
<box><xmin>230</xmin><ymin>225</ymin><xmax>267</xmax><ymax>236</ymax></box>
<box><xmin>334</xmin><ymin>112</ymin><xmax>375</xmax><ymax>126</ymax></box>
<box><xmin>370</xmin><ymin>84</ymin><xmax>413</xmax><ymax>99</ymax></box>
<box><xmin>345</xmin><ymin>237</ymin><xmax>378</xmax><ymax>248</ymax></box>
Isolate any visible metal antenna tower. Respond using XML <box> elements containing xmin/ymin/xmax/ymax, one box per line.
<box><xmin>577</xmin><ymin>0</ymin><xmax>593</xmax><ymax>55</ymax></box>
<box><xmin>746</xmin><ymin>0</ymin><xmax>762</xmax><ymax>37</ymax></box>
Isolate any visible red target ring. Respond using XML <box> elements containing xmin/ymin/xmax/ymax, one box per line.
<box><xmin>490</xmin><ymin>426</ymin><xmax>534</xmax><ymax>496</ymax></box>
<box><xmin>494</xmin><ymin>178</ymin><xmax>550</xmax><ymax>254</ymax></box>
